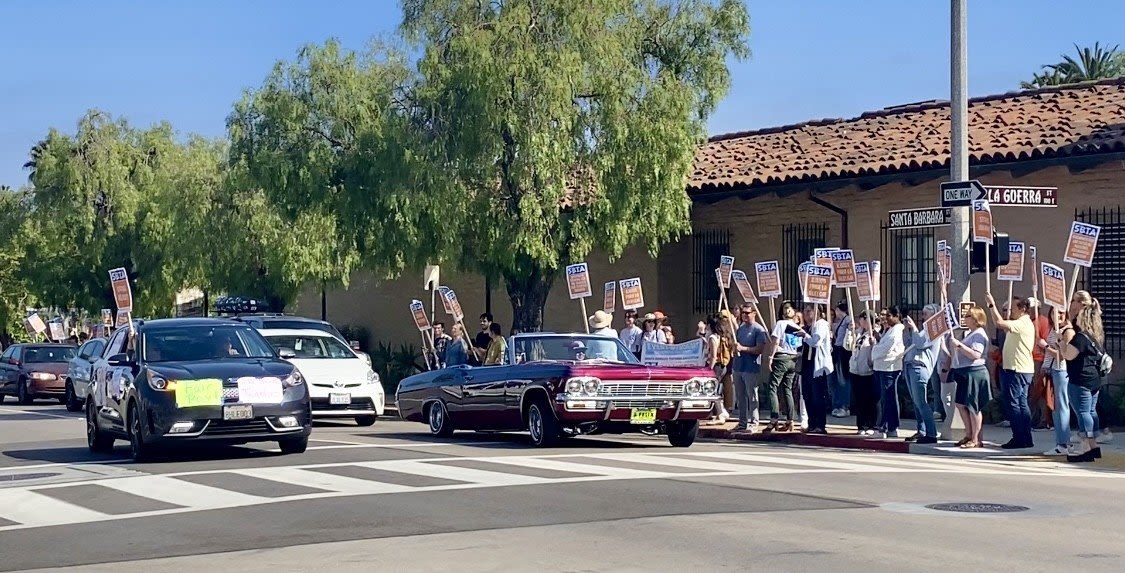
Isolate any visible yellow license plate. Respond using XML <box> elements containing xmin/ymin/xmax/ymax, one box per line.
<box><xmin>629</xmin><ymin>408</ymin><xmax>657</xmax><ymax>424</ymax></box>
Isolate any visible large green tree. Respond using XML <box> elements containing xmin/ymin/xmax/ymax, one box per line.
<box><xmin>233</xmin><ymin>0</ymin><xmax>750</xmax><ymax>330</ymax></box>
<box><xmin>1021</xmin><ymin>42</ymin><xmax>1125</xmax><ymax>89</ymax></box>
<box><xmin>0</xmin><ymin>186</ymin><xmax>35</xmax><ymax>346</ymax></box>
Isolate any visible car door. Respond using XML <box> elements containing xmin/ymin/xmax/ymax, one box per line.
<box><xmin>92</xmin><ymin>331</ymin><xmax>130</xmax><ymax>432</ymax></box>
<box><xmin>74</xmin><ymin>340</ymin><xmax>106</xmax><ymax>399</ymax></box>
<box><xmin>459</xmin><ymin>365</ymin><xmax>512</xmax><ymax>429</ymax></box>
<box><xmin>0</xmin><ymin>346</ymin><xmax>14</xmax><ymax>391</ymax></box>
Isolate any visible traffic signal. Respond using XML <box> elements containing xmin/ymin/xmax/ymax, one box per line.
<box><xmin>971</xmin><ymin>231</ymin><xmax>1010</xmax><ymax>274</ymax></box>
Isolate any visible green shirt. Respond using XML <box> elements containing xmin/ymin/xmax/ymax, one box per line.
<box><xmin>485</xmin><ymin>336</ymin><xmax>507</xmax><ymax>365</ymax></box>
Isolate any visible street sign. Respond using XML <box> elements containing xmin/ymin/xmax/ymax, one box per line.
<box><xmin>985</xmin><ymin>186</ymin><xmax>1058</xmax><ymax>208</ymax></box>
<box><xmin>940</xmin><ymin>180</ymin><xmax>988</xmax><ymax>207</ymax></box>
<box><xmin>888</xmin><ymin>207</ymin><xmax>952</xmax><ymax>229</ymax></box>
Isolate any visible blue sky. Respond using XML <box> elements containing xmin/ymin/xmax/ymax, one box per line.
<box><xmin>2</xmin><ymin>0</ymin><xmax>1123</xmax><ymax>187</ymax></box>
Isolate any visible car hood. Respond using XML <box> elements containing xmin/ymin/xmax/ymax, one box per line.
<box><xmin>284</xmin><ymin>357</ymin><xmax>370</xmax><ymax>383</ymax></box>
<box><xmin>24</xmin><ymin>363</ymin><xmax>69</xmax><ymax>376</ymax></box>
<box><xmin>147</xmin><ymin>359</ymin><xmax>295</xmax><ymax>381</ymax></box>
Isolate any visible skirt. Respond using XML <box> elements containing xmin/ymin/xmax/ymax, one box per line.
<box><xmin>953</xmin><ymin>365</ymin><xmax>992</xmax><ymax>413</ymax></box>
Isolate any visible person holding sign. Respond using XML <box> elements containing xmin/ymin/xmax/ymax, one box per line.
<box><xmin>948</xmin><ymin>307</ymin><xmax>992</xmax><ymax>448</ymax></box>
<box><xmin>764</xmin><ymin>301</ymin><xmax>805</xmax><ymax>432</ymax></box>
<box><xmin>799</xmin><ymin>304</ymin><xmax>834</xmax><ymax>434</ymax></box>
<box><xmin>732</xmin><ymin>304</ymin><xmax>769</xmax><ymax>432</ymax></box>
<box><xmin>848</xmin><ymin>311</ymin><xmax>880</xmax><ymax>436</ymax></box>
<box><xmin>985</xmin><ymin>293</ymin><xmax>1036</xmax><ymax>450</ymax></box>
<box><xmin>900</xmin><ymin>304</ymin><xmax>943</xmax><ymax>444</ymax></box>
<box><xmin>871</xmin><ymin>306</ymin><xmax>906</xmax><ymax>438</ymax></box>
<box><xmin>1039</xmin><ymin>306</ymin><xmax>1073</xmax><ymax>456</ymax></box>
<box><xmin>1060</xmin><ymin>290</ymin><xmax>1109</xmax><ymax>462</ymax></box>
<box><xmin>444</xmin><ymin>323</ymin><xmax>471</xmax><ymax>367</ymax></box>
<box><xmin>830</xmin><ymin>302</ymin><xmax>854</xmax><ymax>419</ymax></box>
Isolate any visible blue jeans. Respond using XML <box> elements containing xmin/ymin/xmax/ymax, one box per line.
<box><xmin>1000</xmin><ymin>369</ymin><xmax>1034</xmax><ymax>446</ymax></box>
<box><xmin>876</xmin><ymin>370</ymin><xmax>901</xmax><ymax>433</ymax></box>
<box><xmin>1050</xmin><ymin>369</ymin><xmax>1071</xmax><ymax>447</ymax></box>
<box><xmin>1068</xmin><ymin>383</ymin><xmax>1100</xmax><ymax>438</ymax></box>
<box><xmin>831</xmin><ymin>347</ymin><xmax>852</xmax><ymax>411</ymax></box>
<box><xmin>905</xmin><ymin>363</ymin><xmax>937</xmax><ymax>438</ymax></box>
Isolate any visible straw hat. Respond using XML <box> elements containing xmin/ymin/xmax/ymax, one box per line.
<box><xmin>588</xmin><ymin>310</ymin><xmax>612</xmax><ymax>329</ymax></box>
<box><xmin>642</xmin><ymin>312</ymin><xmax>657</xmax><ymax>322</ymax></box>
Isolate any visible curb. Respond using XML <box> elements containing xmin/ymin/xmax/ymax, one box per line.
<box><xmin>698</xmin><ymin>426</ymin><xmax>911</xmax><ymax>453</ymax></box>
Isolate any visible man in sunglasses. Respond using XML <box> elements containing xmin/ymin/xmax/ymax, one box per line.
<box><xmin>732</xmin><ymin>304</ymin><xmax>769</xmax><ymax>432</ymax></box>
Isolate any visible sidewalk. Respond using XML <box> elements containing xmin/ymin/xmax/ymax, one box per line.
<box><xmin>698</xmin><ymin>413</ymin><xmax>1125</xmax><ymax>470</ymax></box>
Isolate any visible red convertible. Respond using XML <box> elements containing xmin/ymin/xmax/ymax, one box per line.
<box><xmin>396</xmin><ymin>333</ymin><xmax>719</xmax><ymax>447</ymax></box>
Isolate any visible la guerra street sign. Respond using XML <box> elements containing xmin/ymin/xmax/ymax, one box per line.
<box><xmin>985</xmin><ymin>185</ymin><xmax>1058</xmax><ymax>207</ymax></box>
<box><xmin>888</xmin><ymin>207</ymin><xmax>952</xmax><ymax>229</ymax></box>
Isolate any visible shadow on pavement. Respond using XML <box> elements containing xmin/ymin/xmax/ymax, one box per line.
<box><xmin>2</xmin><ymin>443</ymin><xmax>284</xmax><ymax>466</ymax></box>
<box><xmin>365</xmin><ymin>430</ymin><xmax>665</xmax><ymax>450</ymax></box>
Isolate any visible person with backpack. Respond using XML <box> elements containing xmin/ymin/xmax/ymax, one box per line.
<box><xmin>1060</xmin><ymin>290</ymin><xmax>1111</xmax><ymax>463</ymax></box>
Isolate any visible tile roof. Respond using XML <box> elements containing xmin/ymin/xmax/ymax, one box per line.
<box><xmin>690</xmin><ymin>77</ymin><xmax>1125</xmax><ymax>193</ymax></box>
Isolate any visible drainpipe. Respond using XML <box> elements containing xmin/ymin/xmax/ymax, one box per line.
<box><xmin>808</xmin><ymin>191</ymin><xmax>849</xmax><ymax>248</ymax></box>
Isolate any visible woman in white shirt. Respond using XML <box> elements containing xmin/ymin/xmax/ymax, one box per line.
<box><xmin>765</xmin><ymin>301</ymin><xmax>806</xmax><ymax>432</ymax></box>
<box><xmin>1040</xmin><ymin>306</ymin><xmax>1073</xmax><ymax>455</ymax></box>
<box><xmin>871</xmin><ymin>305</ymin><xmax>906</xmax><ymax>438</ymax></box>
<box><xmin>948</xmin><ymin>306</ymin><xmax>991</xmax><ymax>448</ymax></box>
<box><xmin>800</xmin><ymin>304</ymin><xmax>834</xmax><ymax>434</ymax></box>
<box><xmin>849</xmin><ymin>311</ymin><xmax>879</xmax><ymax>435</ymax></box>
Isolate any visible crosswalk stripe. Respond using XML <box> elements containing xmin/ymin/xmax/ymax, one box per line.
<box><xmin>234</xmin><ymin>467</ymin><xmax>414</xmax><ymax>495</ymax></box>
<box><xmin>591</xmin><ymin>453</ymin><xmax>794</xmax><ymax>474</ymax></box>
<box><xmin>479</xmin><ymin>456</ymin><xmax>669</xmax><ymax>479</ymax></box>
<box><xmin>0</xmin><ymin>489</ymin><xmax>108</xmax><ymax>527</ymax></box>
<box><xmin>694</xmin><ymin>451</ymin><xmax>915</xmax><ymax>472</ymax></box>
<box><xmin>97</xmin><ymin>475</ymin><xmax>264</xmax><ymax>509</ymax></box>
<box><xmin>359</xmin><ymin>460</ymin><xmax>549</xmax><ymax>486</ymax></box>
<box><xmin>766</xmin><ymin>451</ymin><xmax>1050</xmax><ymax>474</ymax></box>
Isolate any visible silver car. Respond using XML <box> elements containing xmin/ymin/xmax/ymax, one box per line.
<box><xmin>64</xmin><ymin>337</ymin><xmax>107</xmax><ymax>412</ymax></box>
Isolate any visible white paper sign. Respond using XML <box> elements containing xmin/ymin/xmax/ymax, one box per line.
<box><xmin>236</xmin><ymin>377</ymin><xmax>284</xmax><ymax>404</ymax></box>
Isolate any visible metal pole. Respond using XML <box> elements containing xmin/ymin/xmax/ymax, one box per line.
<box><xmin>950</xmin><ymin>0</ymin><xmax>971</xmax><ymax>308</ymax></box>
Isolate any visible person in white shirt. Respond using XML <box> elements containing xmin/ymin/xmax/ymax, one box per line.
<box><xmin>871</xmin><ymin>305</ymin><xmax>906</xmax><ymax>438</ymax></box>
<box><xmin>764</xmin><ymin>301</ymin><xmax>806</xmax><ymax>432</ymax></box>
<box><xmin>800</xmin><ymin>304</ymin><xmax>834</xmax><ymax>434</ymax></box>
<box><xmin>619</xmin><ymin>310</ymin><xmax>643</xmax><ymax>357</ymax></box>
<box><xmin>587</xmin><ymin>310</ymin><xmax>618</xmax><ymax>359</ymax></box>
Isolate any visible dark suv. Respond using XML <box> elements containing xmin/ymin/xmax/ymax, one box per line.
<box><xmin>86</xmin><ymin>318</ymin><xmax>312</xmax><ymax>461</ymax></box>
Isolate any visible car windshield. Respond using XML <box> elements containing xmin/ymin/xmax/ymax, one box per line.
<box><xmin>24</xmin><ymin>347</ymin><xmax>77</xmax><ymax>363</ymax></box>
<box><xmin>511</xmin><ymin>335</ymin><xmax>640</xmax><ymax>365</ymax></box>
<box><xmin>265</xmin><ymin>335</ymin><xmax>355</xmax><ymax>359</ymax></box>
<box><xmin>256</xmin><ymin>320</ymin><xmax>344</xmax><ymax>340</ymax></box>
<box><xmin>142</xmin><ymin>325</ymin><xmax>277</xmax><ymax>362</ymax></box>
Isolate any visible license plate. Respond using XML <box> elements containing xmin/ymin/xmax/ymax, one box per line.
<box><xmin>629</xmin><ymin>408</ymin><xmax>657</xmax><ymax>425</ymax></box>
<box><xmin>329</xmin><ymin>393</ymin><xmax>351</xmax><ymax>405</ymax></box>
<box><xmin>223</xmin><ymin>404</ymin><xmax>253</xmax><ymax>421</ymax></box>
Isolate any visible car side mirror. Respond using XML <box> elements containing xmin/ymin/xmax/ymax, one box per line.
<box><xmin>107</xmin><ymin>353</ymin><xmax>134</xmax><ymax>367</ymax></box>
<box><xmin>278</xmin><ymin>349</ymin><xmax>296</xmax><ymax>359</ymax></box>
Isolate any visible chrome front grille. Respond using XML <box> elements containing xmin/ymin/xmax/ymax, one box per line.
<box><xmin>612</xmin><ymin>400</ymin><xmax>671</xmax><ymax>408</ymax></box>
<box><xmin>597</xmin><ymin>382</ymin><xmax>685</xmax><ymax>398</ymax></box>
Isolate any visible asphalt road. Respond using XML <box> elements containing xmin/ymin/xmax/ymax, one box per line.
<box><xmin>1</xmin><ymin>402</ymin><xmax>1122</xmax><ymax>572</ymax></box>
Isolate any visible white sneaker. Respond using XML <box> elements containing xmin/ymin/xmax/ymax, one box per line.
<box><xmin>1042</xmin><ymin>445</ymin><xmax>1069</xmax><ymax>456</ymax></box>
<box><xmin>1096</xmin><ymin>430</ymin><xmax>1114</xmax><ymax>444</ymax></box>
<box><xmin>864</xmin><ymin>429</ymin><xmax>876</xmax><ymax>436</ymax></box>
<box><xmin>843</xmin><ymin>408</ymin><xmax>851</xmax><ymax>417</ymax></box>
<box><xmin>718</xmin><ymin>409</ymin><xmax>730</xmax><ymax>423</ymax></box>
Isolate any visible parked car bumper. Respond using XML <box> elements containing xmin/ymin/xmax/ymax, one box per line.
<box><xmin>29</xmin><ymin>378</ymin><xmax>66</xmax><ymax>396</ymax></box>
<box><xmin>138</xmin><ymin>390</ymin><xmax>312</xmax><ymax>445</ymax></box>
<box><xmin>554</xmin><ymin>395</ymin><xmax>718</xmax><ymax>423</ymax></box>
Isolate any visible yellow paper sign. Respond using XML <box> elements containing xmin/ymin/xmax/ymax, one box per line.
<box><xmin>175</xmin><ymin>378</ymin><xmax>223</xmax><ymax>408</ymax></box>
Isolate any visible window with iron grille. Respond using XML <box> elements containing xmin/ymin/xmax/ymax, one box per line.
<box><xmin>1077</xmin><ymin>206</ymin><xmax>1124</xmax><ymax>355</ymax></box>
<box><xmin>781</xmin><ymin>223</ymin><xmax>827</xmax><ymax>304</ymax></box>
<box><xmin>692</xmin><ymin>229</ymin><xmax>731</xmax><ymax>316</ymax></box>
<box><xmin>881</xmin><ymin>225</ymin><xmax>937</xmax><ymax>321</ymax></box>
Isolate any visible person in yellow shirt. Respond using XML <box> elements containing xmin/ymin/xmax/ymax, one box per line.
<box><xmin>483</xmin><ymin>323</ymin><xmax>507</xmax><ymax>365</ymax></box>
<box><xmin>985</xmin><ymin>293</ymin><xmax>1035</xmax><ymax>449</ymax></box>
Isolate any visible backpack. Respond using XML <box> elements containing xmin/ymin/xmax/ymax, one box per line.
<box><xmin>717</xmin><ymin>335</ymin><xmax>734</xmax><ymax>367</ymax></box>
<box><xmin>1083</xmin><ymin>332</ymin><xmax>1113</xmax><ymax>379</ymax></box>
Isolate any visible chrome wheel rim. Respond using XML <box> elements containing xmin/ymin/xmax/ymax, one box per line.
<box><xmin>529</xmin><ymin>405</ymin><xmax>543</xmax><ymax>443</ymax></box>
<box><xmin>429</xmin><ymin>403</ymin><xmax>444</xmax><ymax>433</ymax></box>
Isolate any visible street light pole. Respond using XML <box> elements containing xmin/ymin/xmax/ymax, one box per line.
<box><xmin>950</xmin><ymin>0</ymin><xmax>971</xmax><ymax>306</ymax></box>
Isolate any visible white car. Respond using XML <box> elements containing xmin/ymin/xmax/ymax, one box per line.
<box><xmin>260</xmin><ymin>328</ymin><xmax>384</xmax><ymax>426</ymax></box>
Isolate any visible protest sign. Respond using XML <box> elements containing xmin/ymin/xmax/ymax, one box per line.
<box><xmin>619</xmin><ymin>278</ymin><xmax>644</xmax><ymax>310</ymax></box>
<box><xmin>1041</xmin><ymin>263</ymin><xmax>1067</xmax><ymax>310</ymax></box>
<box><xmin>409</xmin><ymin>299</ymin><xmax>432</xmax><ymax>331</ymax></box>
<box><xmin>814</xmin><ymin>248</ymin><xmax>837</xmax><ymax>283</ymax></box>
<box><xmin>959</xmin><ymin>302</ymin><xmax>974</xmax><ymax>323</ymax></box>
<box><xmin>1063</xmin><ymin>222</ymin><xmax>1100</xmax><ymax>268</ymax></box>
<box><xmin>830</xmin><ymin>249</ymin><xmax>857</xmax><ymax>288</ymax></box>
<box><xmin>730</xmin><ymin>270</ymin><xmax>757</xmax><ymax>303</ymax></box>
<box><xmin>565</xmin><ymin>263</ymin><xmax>593</xmax><ymax>299</ymax></box>
<box><xmin>101</xmin><ymin>309</ymin><xmax>113</xmax><ymax>328</ymax></box>
<box><xmin>437</xmin><ymin>286</ymin><xmax>455</xmax><ymax>315</ymax></box>
<box><xmin>854</xmin><ymin>262</ymin><xmax>874</xmax><ymax>303</ymax></box>
<box><xmin>1030</xmin><ymin>246</ymin><xmax>1039</xmax><ymax>297</ymax></box>
<box><xmin>26</xmin><ymin>312</ymin><xmax>47</xmax><ymax>335</ymax></box>
<box><xmin>924</xmin><ymin>303</ymin><xmax>961</xmax><ymax>342</ymax></box>
<box><xmin>718</xmin><ymin>256</ymin><xmax>734</xmax><ymax>289</ymax></box>
<box><xmin>115</xmin><ymin>310</ymin><xmax>130</xmax><ymax>328</ymax></box>
<box><xmin>755</xmin><ymin>261</ymin><xmax>782</xmax><ymax>298</ymax></box>
<box><xmin>640</xmin><ymin>338</ymin><xmax>705</xmax><ymax>368</ymax></box>
<box><xmin>972</xmin><ymin>200</ymin><xmax>993</xmax><ymax>244</ymax></box>
<box><xmin>936</xmin><ymin>240</ymin><xmax>950</xmax><ymax>283</ymax></box>
<box><xmin>997</xmin><ymin>242</ymin><xmax>1025</xmax><ymax>282</ymax></box>
<box><xmin>603</xmin><ymin>281</ymin><xmax>616</xmax><ymax>314</ymax></box>
<box><xmin>870</xmin><ymin>261</ymin><xmax>882</xmax><ymax>302</ymax></box>
<box><xmin>48</xmin><ymin>321</ymin><xmax>66</xmax><ymax>342</ymax></box>
<box><xmin>443</xmin><ymin>289</ymin><xmax>464</xmax><ymax>322</ymax></box>
<box><xmin>797</xmin><ymin>262</ymin><xmax>811</xmax><ymax>300</ymax></box>
<box><xmin>804</xmin><ymin>265</ymin><xmax>832</xmax><ymax>305</ymax></box>
<box><xmin>108</xmin><ymin>267</ymin><xmax>133</xmax><ymax>312</ymax></box>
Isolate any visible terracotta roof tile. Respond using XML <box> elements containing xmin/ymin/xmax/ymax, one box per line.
<box><xmin>691</xmin><ymin>77</ymin><xmax>1125</xmax><ymax>193</ymax></box>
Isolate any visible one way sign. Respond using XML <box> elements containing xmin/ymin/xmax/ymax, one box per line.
<box><xmin>940</xmin><ymin>180</ymin><xmax>988</xmax><ymax>207</ymax></box>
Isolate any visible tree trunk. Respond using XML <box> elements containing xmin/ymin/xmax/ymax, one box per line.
<box><xmin>504</xmin><ymin>266</ymin><xmax>557</xmax><ymax>334</ymax></box>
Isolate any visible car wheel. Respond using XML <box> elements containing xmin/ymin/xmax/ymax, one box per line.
<box><xmin>64</xmin><ymin>381</ymin><xmax>83</xmax><ymax>412</ymax></box>
<box><xmin>279</xmin><ymin>437</ymin><xmax>308</xmax><ymax>454</ymax></box>
<box><xmin>527</xmin><ymin>400</ymin><xmax>560</xmax><ymax>447</ymax></box>
<box><xmin>354</xmin><ymin>415</ymin><xmax>377</xmax><ymax>427</ymax></box>
<box><xmin>128</xmin><ymin>403</ymin><xmax>156</xmax><ymax>462</ymax></box>
<box><xmin>17</xmin><ymin>378</ymin><xmax>32</xmax><ymax>405</ymax></box>
<box><xmin>427</xmin><ymin>401</ymin><xmax>454</xmax><ymax>437</ymax></box>
<box><xmin>86</xmin><ymin>402</ymin><xmax>114</xmax><ymax>453</ymax></box>
<box><xmin>666</xmin><ymin>420</ymin><xmax>699</xmax><ymax>447</ymax></box>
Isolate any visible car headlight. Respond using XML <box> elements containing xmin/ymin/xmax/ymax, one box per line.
<box><xmin>148</xmin><ymin>373</ymin><xmax>170</xmax><ymax>391</ymax></box>
<box><xmin>283</xmin><ymin>370</ymin><xmax>305</xmax><ymax>387</ymax></box>
<box><xmin>366</xmin><ymin>370</ymin><xmax>380</xmax><ymax>384</ymax></box>
<box><xmin>29</xmin><ymin>372</ymin><xmax>56</xmax><ymax>381</ymax></box>
<box><xmin>565</xmin><ymin>376</ymin><xmax>600</xmax><ymax>397</ymax></box>
<box><xmin>685</xmin><ymin>379</ymin><xmax>703</xmax><ymax>397</ymax></box>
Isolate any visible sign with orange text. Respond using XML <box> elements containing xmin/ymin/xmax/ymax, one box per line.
<box><xmin>108</xmin><ymin>267</ymin><xmax>133</xmax><ymax>312</ymax></box>
<box><xmin>718</xmin><ymin>256</ymin><xmax>734</xmax><ymax>289</ymax></box>
<box><xmin>730</xmin><ymin>270</ymin><xmax>757</xmax><ymax>304</ymax></box>
<box><xmin>603</xmin><ymin>281</ymin><xmax>616</xmax><ymax>314</ymax></box>
<box><xmin>997</xmin><ymin>242</ymin><xmax>1025</xmax><ymax>282</ymax></box>
<box><xmin>755</xmin><ymin>261</ymin><xmax>782</xmax><ymax>298</ymax></box>
<box><xmin>804</xmin><ymin>265</ymin><xmax>833</xmax><ymax>305</ymax></box>
<box><xmin>1041</xmin><ymin>263</ymin><xmax>1067</xmax><ymax>310</ymax></box>
<box><xmin>924</xmin><ymin>303</ymin><xmax>961</xmax><ymax>342</ymax></box>
<box><xmin>830</xmin><ymin>249</ymin><xmax>857</xmax><ymax>288</ymax></box>
<box><xmin>565</xmin><ymin>263</ymin><xmax>593</xmax><ymax>300</ymax></box>
<box><xmin>443</xmin><ymin>289</ymin><xmax>464</xmax><ymax>323</ymax></box>
<box><xmin>854</xmin><ymin>262</ymin><xmax>874</xmax><ymax>303</ymax></box>
<box><xmin>1063</xmin><ymin>222</ymin><xmax>1100</xmax><ymax>268</ymax></box>
<box><xmin>409</xmin><ymin>299</ymin><xmax>431</xmax><ymax>331</ymax></box>
<box><xmin>619</xmin><ymin>278</ymin><xmax>645</xmax><ymax>310</ymax></box>
<box><xmin>972</xmin><ymin>200</ymin><xmax>992</xmax><ymax>244</ymax></box>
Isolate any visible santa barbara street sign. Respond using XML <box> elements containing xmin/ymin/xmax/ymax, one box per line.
<box><xmin>888</xmin><ymin>207</ymin><xmax>952</xmax><ymax>229</ymax></box>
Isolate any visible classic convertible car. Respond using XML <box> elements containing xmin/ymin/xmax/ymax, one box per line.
<box><xmin>396</xmin><ymin>333</ymin><xmax>719</xmax><ymax>447</ymax></box>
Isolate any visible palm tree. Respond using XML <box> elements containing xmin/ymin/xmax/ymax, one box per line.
<box><xmin>1021</xmin><ymin>42</ymin><xmax>1125</xmax><ymax>89</ymax></box>
<box><xmin>22</xmin><ymin>140</ymin><xmax>49</xmax><ymax>183</ymax></box>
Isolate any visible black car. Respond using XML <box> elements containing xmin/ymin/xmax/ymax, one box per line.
<box><xmin>86</xmin><ymin>318</ymin><xmax>312</xmax><ymax>461</ymax></box>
